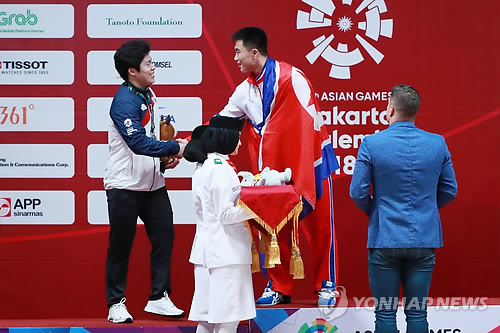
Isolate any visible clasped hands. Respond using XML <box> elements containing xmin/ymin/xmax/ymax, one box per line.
<box><xmin>160</xmin><ymin>138</ymin><xmax>188</xmax><ymax>169</ymax></box>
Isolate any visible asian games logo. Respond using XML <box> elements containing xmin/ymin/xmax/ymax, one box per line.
<box><xmin>296</xmin><ymin>0</ymin><xmax>394</xmax><ymax>79</ymax></box>
<box><xmin>298</xmin><ymin>318</ymin><xmax>339</xmax><ymax>333</ymax></box>
<box><xmin>0</xmin><ymin>198</ymin><xmax>11</xmax><ymax>217</ymax></box>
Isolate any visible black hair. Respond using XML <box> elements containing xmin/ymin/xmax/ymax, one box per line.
<box><xmin>184</xmin><ymin>117</ymin><xmax>244</xmax><ymax>164</ymax></box>
<box><xmin>390</xmin><ymin>84</ymin><xmax>420</xmax><ymax>116</ymax></box>
<box><xmin>205</xmin><ymin>127</ymin><xmax>240</xmax><ymax>154</ymax></box>
<box><xmin>114</xmin><ymin>39</ymin><xmax>151</xmax><ymax>82</ymax></box>
<box><xmin>232</xmin><ymin>27</ymin><xmax>268</xmax><ymax>56</ymax></box>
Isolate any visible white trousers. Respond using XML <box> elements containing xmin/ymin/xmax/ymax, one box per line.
<box><xmin>189</xmin><ymin>264</ymin><xmax>256</xmax><ymax>323</ymax></box>
<box><xmin>196</xmin><ymin>321</ymin><xmax>239</xmax><ymax>333</ymax></box>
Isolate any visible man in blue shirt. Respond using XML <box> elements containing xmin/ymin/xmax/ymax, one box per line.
<box><xmin>350</xmin><ymin>84</ymin><xmax>457</xmax><ymax>333</ymax></box>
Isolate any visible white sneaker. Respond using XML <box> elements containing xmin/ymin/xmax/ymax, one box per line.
<box><xmin>144</xmin><ymin>291</ymin><xmax>184</xmax><ymax>317</ymax></box>
<box><xmin>108</xmin><ymin>297</ymin><xmax>133</xmax><ymax>323</ymax></box>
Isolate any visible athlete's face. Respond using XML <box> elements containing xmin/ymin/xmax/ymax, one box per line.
<box><xmin>234</xmin><ymin>40</ymin><xmax>256</xmax><ymax>74</ymax></box>
<box><xmin>130</xmin><ymin>53</ymin><xmax>155</xmax><ymax>89</ymax></box>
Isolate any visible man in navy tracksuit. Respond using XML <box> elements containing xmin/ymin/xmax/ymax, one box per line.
<box><xmin>104</xmin><ymin>39</ymin><xmax>187</xmax><ymax>323</ymax></box>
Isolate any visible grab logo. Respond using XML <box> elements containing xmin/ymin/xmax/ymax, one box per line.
<box><xmin>0</xmin><ymin>198</ymin><xmax>11</xmax><ymax>217</ymax></box>
<box><xmin>296</xmin><ymin>0</ymin><xmax>393</xmax><ymax>79</ymax></box>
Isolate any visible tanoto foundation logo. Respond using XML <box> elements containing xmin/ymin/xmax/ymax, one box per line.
<box><xmin>296</xmin><ymin>0</ymin><xmax>393</xmax><ymax>79</ymax></box>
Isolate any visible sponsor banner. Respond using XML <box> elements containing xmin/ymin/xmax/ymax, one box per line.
<box><xmin>87</xmin><ymin>97</ymin><xmax>202</xmax><ymax>133</ymax></box>
<box><xmin>87</xmin><ymin>50</ymin><xmax>202</xmax><ymax>85</ymax></box>
<box><xmin>0</xmin><ymin>51</ymin><xmax>74</xmax><ymax>85</ymax></box>
<box><xmin>251</xmin><ymin>305</ymin><xmax>500</xmax><ymax>333</ymax></box>
<box><xmin>0</xmin><ymin>97</ymin><xmax>74</xmax><ymax>131</ymax></box>
<box><xmin>88</xmin><ymin>190</ymin><xmax>194</xmax><ymax>225</ymax></box>
<box><xmin>86</xmin><ymin>98</ymin><xmax>111</xmax><ymax>132</ymax></box>
<box><xmin>0</xmin><ymin>144</ymin><xmax>74</xmax><ymax>178</ymax></box>
<box><xmin>86</xmin><ymin>144</ymin><xmax>107</xmax><ymax>179</ymax></box>
<box><xmin>87</xmin><ymin>144</ymin><xmax>195</xmax><ymax>179</ymax></box>
<box><xmin>87</xmin><ymin>4</ymin><xmax>201</xmax><ymax>38</ymax></box>
<box><xmin>0</xmin><ymin>191</ymin><xmax>74</xmax><ymax>225</ymax></box>
<box><xmin>0</xmin><ymin>4</ymin><xmax>74</xmax><ymax>38</ymax></box>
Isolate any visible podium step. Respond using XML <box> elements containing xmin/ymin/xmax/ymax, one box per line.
<box><xmin>250</xmin><ymin>298</ymin><xmax>500</xmax><ymax>333</ymax></box>
<box><xmin>2</xmin><ymin>299</ymin><xmax>500</xmax><ymax>333</ymax></box>
<box><xmin>0</xmin><ymin>318</ymin><xmax>251</xmax><ymax>332</ymax></box>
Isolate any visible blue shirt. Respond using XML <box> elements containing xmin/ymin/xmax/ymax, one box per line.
<box><xmin>350</xmin><ymin>121</ymin><xmax>458</xmax><ymax>248</ymax></box>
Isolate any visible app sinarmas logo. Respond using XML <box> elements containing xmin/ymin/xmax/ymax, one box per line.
<box><xmin>0</xmin><ymin>198</ymin><xmax>11</xmax><ymax>217</ymax></box>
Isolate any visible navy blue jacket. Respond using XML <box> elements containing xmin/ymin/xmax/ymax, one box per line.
<box><xmin>104</xmin><ymin>83</ymin><xmax>179</xmax><ymax>191</ymax></box>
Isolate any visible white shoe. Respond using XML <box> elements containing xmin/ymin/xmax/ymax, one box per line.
<box><xmin>144</xmin><ymin>291</ymin><xmax>184</xmax><ymax>317</ymax></box>
<box><xmin>108</xmin><ymin>297</ymin><xmax>133</xmax><ymax>323</ymax></box>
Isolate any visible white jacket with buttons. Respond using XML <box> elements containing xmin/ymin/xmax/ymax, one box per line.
<box><xmin>189</xmin><ymin>153</ymin><xmax>254</xmax><ymax>268</ymax></box>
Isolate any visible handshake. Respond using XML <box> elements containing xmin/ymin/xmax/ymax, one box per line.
<box><xmin>160</xmin><ymin>138</ymin><xmax>188</xmax><ymax>169</ymax></box>
<box><xmin>158</xmin><ymin>114</ymin><xmax>188</xmax><ymax>169</ymax></box>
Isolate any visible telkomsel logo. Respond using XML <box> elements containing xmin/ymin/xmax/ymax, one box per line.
<box><xmin>296</xmin><ymin>0</ymin><xmax>393</xmax><ymax>79</ymax></box>
<box><xmin>0</xmin><ymin>198</ymin><xmax>11</xmax><ymax>217</ymax></box>
<box><xmin>0</xmin><ymin>10</ymin><xmax>38</xmax><ymax>26</ymax></box>
<box><xmin>153</xmin><ymin>61</ymin><xmax>172</xmax><ymax>69</ymax></box>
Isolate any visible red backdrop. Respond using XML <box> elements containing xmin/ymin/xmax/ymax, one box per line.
<box><xmin>0</xmin><ymin>0</ymin><xmax>499</xmax><ymax>319</ymax></box>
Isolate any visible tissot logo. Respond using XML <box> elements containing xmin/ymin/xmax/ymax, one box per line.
<box><xmin>296</xmin><ymin>0</ymin><xmax>393</xmax><ymax>79</ymax></box>
<box><xmin>0</xmin><ymin>9</ymin><xmax>38</xmax><ymax>26</ymax></box>
<box><xmin>0</xmin><ymin>51</ymin><xmax>74</xmax><ymax>85</ymax></box>
<box><xmin>0</xmin><ymin>60</ymin><xmax>48</xmax><ymax>70</ymax></box>
<box><xmin>0</xmin><ymin>198</ymin><xmax>11</xmax><ymax>217</ymax></box>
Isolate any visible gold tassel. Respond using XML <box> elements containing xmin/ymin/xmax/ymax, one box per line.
<box><xmin>259</xmin><ymin>232</ymin><xmax>274</xmax><ymax>268</ymax></box>
<box><xmin>263</xmin><ymin>253</ymin><xmax>273</xmax><ymax>268</ymax></box>
<box><xmin>259</xmin><ymin>231</ymin><xmax>270</xmax><ymax>253</ymax></box>
<box><xmin>268</xmin><ymin>232</ymin><xmax>281</xmax><ymax>266</ymax></box>
<box><xmin>289</xmin><ymin>251</ymin><xmax>296</xmax><ymax>276</ymax></box>
<box><xmin>290</xmin><ymin>246</ymin><xmax>305</xmax><ymax>279</ymax></box>
<box><xmin>289</xmin><ymin>202</ymin><xmax>304</xmax><ymax>279</ymax></box>
<box><xmin>251</xmin><ymin>242</ymin><xmax>261</xmax><ymax>273</ymax></box>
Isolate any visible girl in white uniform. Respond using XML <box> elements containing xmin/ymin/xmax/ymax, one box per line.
<box><xmin>184</xmin><ymin>116</ymin><xmax>256</xmax><ymax>333</ymax></box>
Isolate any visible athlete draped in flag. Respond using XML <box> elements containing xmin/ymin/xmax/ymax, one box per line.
<box><xmin>218</xmin><ymin>27</ymin><xmax>340</xmax><ymax>306</ymax></box>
